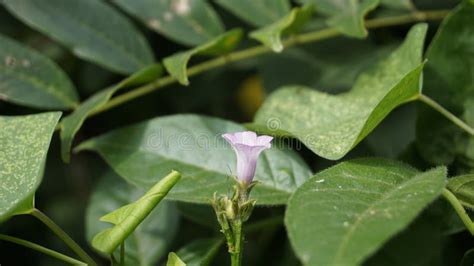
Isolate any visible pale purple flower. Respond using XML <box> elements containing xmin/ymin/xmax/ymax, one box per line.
<box><xmin>222</xmin><ymin>131</ymin><xmax>273</xmax><ymax>185</ymax></box>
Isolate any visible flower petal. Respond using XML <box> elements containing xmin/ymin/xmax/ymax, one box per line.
<box><xmin>257</xmin><ymin>135</ymin><xmax>273</xmax><ymax>147</ymax></box>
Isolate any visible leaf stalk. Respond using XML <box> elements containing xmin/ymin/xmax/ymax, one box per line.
<box><xmin>0</xmin><ymin>233</ymin><xmax>86</xmax><ymax>265</ymax></box>
<box><xmin>30</xmin><ymin>208</ymin><xmax>97</xmax><ymax>266</ymax></box>
<box><xmin>442</xmin><ymin>188</ymin><xmax>474</xmax><ymax>235</ymax></box>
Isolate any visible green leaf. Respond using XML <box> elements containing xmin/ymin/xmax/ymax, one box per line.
<box><xmin>299</xmin><ymin>0</ymin><xmax>379</xmax><ymax>37</ymax></box>
<box><xmin>163</xmin><ymin>29</ymin><xmax>243</xmax><ymax>85</ymax></box>
<box><xmin>215</xmin><ymin>0</ymin><xmax>290</xmax><ymax>27</ymax></box>
<box><xmin>254</xmin><ymin>24</ymin><xmax>427</xmax><ymax>160</ymax></box>
<box><xmin>2</xmin><ymin>0</ymin><xmax>154</xmax><ymax>74</ymax></box>
<box><xmin>114</xmin><ymin>0</ymin><xmax>224</xmax><ymax>47</ymax></box>
<box><xmin>0</xmin><ymin>34</ymin><xmax>78</xmax><ymax>110</ymax></box>
<box><xmin>0</xmin><ymin>112</ymin><xmax>61</xmax><ymax>222</ymax></box>
<box><xmin>76</xmin><ymin>114</ymin><xmax>312</xmax><ymax>205</ymax></box>
<box><xmin>416</xmin><ymin>3</ymin><xmax>474</xmax><ymax>165</ymax></box>
<box><xmin>447</xmin><ymin>174</ymin><xmax>474</xmax><ymax>210</ymax></box>
<box><xmin>285</xmin><ymin>158</ymin><xmax>447</xmax><ymax>266</ymax></box>
<box><xmin>91</xmin><ymin>171</ymin><xmax>181</xmax><ymax>254</ymax></box>
<box><xmin>176</xmin><ymin>238</ymin><xmax>223</xmax><ymax>266</ymax></box>
<box><xmin>249</xmin><ymin>5</ymin><xmax>313</xmax><ymax>53</ymax></box>
<box><xmin>86</xmin><ymin>171</ymin><xmax>179</xmax><ymax>265</ymax></box>
<box><xmin>167</xmin><ymin>252</ymin><xmax>186</xmax><ymax>266</ymax></box>
<box><xmin>59</xmin><ymin>64</ymin><xmax>163</xmax><ymax>163</ymax></box>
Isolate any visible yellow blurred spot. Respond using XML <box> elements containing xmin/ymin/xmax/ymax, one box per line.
<box><xmin>237</xmin><ymin>75</ymin><xmax>265</xmax><ymax>118</ymax></box>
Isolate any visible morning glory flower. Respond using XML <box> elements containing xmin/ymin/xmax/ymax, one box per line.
<box><xmin>222</xmin><ymin>131</ymin><xmax>273</xmax><ymax>185</ymax></box>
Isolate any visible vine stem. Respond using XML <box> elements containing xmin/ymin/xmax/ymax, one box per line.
<box><xmin>87</xmin><ymin>9</ymin><xmax>450</xmax><ymax>118</ymax></box>
<box><xmin>419</xmin><ymin>94</ymin><xmax>474</xmax><ymax>136</ymax></box>
<box><xmin>120</xmin><ymin>242</ymin><xmax>125</xmax><ymax>266</ymax></box>
<box><xmin>230</xmin><ymin>220</ymin><xmax>243</xmax><ymax>266</ymax></box>
<box><xmin>442</xmin><ymin>188</ymin><xmax>474</xmax><ymax>235</ymax></box>
<box><xmin>0</xmin><ymin>233</ymin><xmax>86</xmax><ymax>265</ymax></box>
<box><xmin>30</xmin><ymin>208</ymin><xmax>97</xmax><ymax>266</ymax></box>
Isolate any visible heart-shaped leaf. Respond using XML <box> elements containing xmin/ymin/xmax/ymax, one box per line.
<box><xmin>60</xmin><ymin>64</ymin><xmax>163</xmax><ymax>162</ymax></box>
<box><xmin>76</xmin><ymin>114</ymin><xmax>312</xmax><ymax>205</ymax></box>
<box><xmin>447</xmin><ymin>174</ymin><xmax>474</xmax><ymax>210</ymax></box>
<box><xmin>249</xmin><ymin>5</ymin><xmax>313</xmax><ymax>52</ymax></box>
<box><xmin>163</xmin><ymin>29</ymin><xmax>243</xmax><ymax>85</ymax></box>
<box><xmin>91</xmin><ymin>171</ymin><xmax>181</xmax><ymax>254</ymax></box>
<box><xmin>2</xmin><ymin>0</ymin><xmax>154</xmax><ymax>74</ymax></box>
<box><xmin>215</xmin><ymin>0</ymin><xmax>290</xmax><ymax>27</ymax></box>
<box><xmin>114</xmin><ymin>0</ymin><xmax>224</xmax><ymax>46</ymax></box>
<box><xmin>0</xmin><ymin>112</ymin><xmax>61</xmax><ymax>222</ymax></box>
<box><xmin>0</xmin><ymin>34</ymin><xmax>78</xmax><ymax>110</ymax></box>
<box><xmin>286</xmin><ymin>158</ymin><xmax>447</xmax><ymax>266</ymax></box>
<box><xmin>299</xmin><ymin>0</ymin><xmax>379</xmax><ymax>38</ymax></box>
<box><xmin>176</xmin><ymin>238</ymin><xmax>223</xmax><ymax>266</ymax></box>
<box><xmin>86</xmin><ymin>171</ymin><xmax>179</xmax><ymax>265</ymax></box>
<box><xmin>254</xmin><ymin>24</ymin><xmax>427</xmax><ymax>160</ymax></box>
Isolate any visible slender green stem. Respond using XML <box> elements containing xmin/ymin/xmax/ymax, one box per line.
<box><xmin>120</xmin><ymin>242</ymin><xmax>125</xmax><ymax>266</ymax></box>
<box><xmin>30</xmin><ymin>209</ymin><xmax>97</xmax><ymax>266</ymax></box>
<box><xmin>0</xmin><ymin>234</ymin><xmax>86</xmax><ymax>265</ymax></box>
<box><xmin>442</xmin><ymin>188</ymin><xmax>474</xmax><ymax>235</ymax></box>
<box><xmin>230</xmin><ymin>220</ymin><xmax>243</xmax><ymax>266</ymax></box>
<box><xmin>419</xmin><ymin>94</ymin><xmax>474</xmax><ymax>136</ymax></box>
<box><xmin>88</xmin><ymin>9</ymin><xmax>450</xmax><ymax>118</ymax></box>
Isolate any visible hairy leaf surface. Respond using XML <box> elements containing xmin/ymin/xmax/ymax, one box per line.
<box><xmin>286</xmin><ymin>158</ymin><xmax>446</xmax><ymax>266</ymax></box>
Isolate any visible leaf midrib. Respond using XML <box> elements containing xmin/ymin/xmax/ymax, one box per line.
<box><xmin>0</xmin><ymin>64</ymin><xmax>76</xmax><ymax>106</ymax></box>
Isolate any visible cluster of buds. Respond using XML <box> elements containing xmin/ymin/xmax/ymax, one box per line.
<box><xmin>211</xmin><ymin>131</ymin><xmax>273</xmax><ymax>257</ymax></box>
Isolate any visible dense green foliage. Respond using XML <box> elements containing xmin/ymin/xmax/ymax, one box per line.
<box><xmin>0</xmin><ymin>0</ymin><xmax>473</xmax><ymax>265</ymax></box>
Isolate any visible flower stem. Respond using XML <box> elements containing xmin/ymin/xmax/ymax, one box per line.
<box><xmin>419</xmin><ymin>94</ymin><xmax>474</xmax><ymax>136</ymax></box>
<box><xmin>88</xmin><ymin>9</ymin><xmax>450</xmax><ymax>118</ymax></box>
<box><xmin>0</xmin><ymin>233</ymin><xmax>86</xmax><ymax>265</ymax></box>
<box><xmin>442</xmin><ymin>188</ymin><xmax>474</xmax><ymax>235</ymax></box>
<box><xmin>230</xmin><ymin>220</ymin><xmax>243</xmax><ymax>266</ymax></box>
<box><xmin>30</xmin><ymin>208</ymin><xmax>97</xmax><ymax>266</ymax></box>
